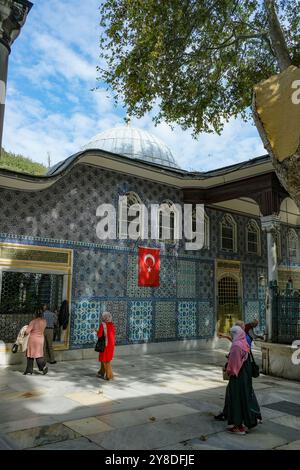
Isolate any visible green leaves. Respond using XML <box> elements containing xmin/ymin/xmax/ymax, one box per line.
<box><xmin>98</xmin><ymin>0</ymin><xmax>300</xmax><ymax>135</ymax></box>
<box><xmin>0</xmin><ymin>148</ymin><xmax>46</xmax><ymax>175</ymax></box>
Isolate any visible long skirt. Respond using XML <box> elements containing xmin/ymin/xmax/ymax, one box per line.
<box><xmin>226</xmin><ymin>356</ymin><xmax>261</xmax><ymax>429</ymax></box>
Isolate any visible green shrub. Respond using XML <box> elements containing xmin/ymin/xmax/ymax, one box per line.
<box><xmin>0</xmin><ymin>148</ymin><xmax>47</xmax><ymax>175</ymax></box>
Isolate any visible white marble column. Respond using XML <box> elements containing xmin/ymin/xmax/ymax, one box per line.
<box><xmin>261</xmin><ymin>214</ymin><xmax>280</xmax><ymax>341</ymax></box>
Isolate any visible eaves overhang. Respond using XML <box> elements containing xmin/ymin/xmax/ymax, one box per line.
<box><xmin>0</xmin><ymin>148</ymin><xmax>273</xmax><ymax>192</ymax></box>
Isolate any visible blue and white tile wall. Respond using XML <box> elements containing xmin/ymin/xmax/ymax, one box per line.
<box><xmin>243</xmin><ymin>264</ymin><xmax>267</xmax><ymax>333</ymax></box>
<box><xmin>0</xmin><ymin>163</ymin><xmax>274</xmax><ymax>348</ymax></box>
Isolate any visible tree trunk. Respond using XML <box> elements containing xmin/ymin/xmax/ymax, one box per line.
<box><xmin>253</xmin><ymin>66</ymin><xmax>300</xmax><ymax>211</ymax></box>
<box><xmin>264</xmin><ymin>0</ymin><xmax>292</xmax><ymax>71</ymax></box>
<box><xmin>253</xmin><ymin>107</ymin><xmax>300</xmax><ymax>211</ymax></box>
<box><xmin>252</xmin><ymin>3</ymin><xmax>299</xmax><ymax>210</ymax></box>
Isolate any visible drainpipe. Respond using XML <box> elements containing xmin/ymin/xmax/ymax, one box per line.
<box><xmin>0</xmin><ymin>0</ymin><xmax>33</xmax><ymax>156</ymax></box>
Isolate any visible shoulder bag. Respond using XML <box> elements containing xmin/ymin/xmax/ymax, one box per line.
<box><xmin>222</xmin><ymin>362</ymin><xmax>230</xmax><ymax>380</ymax></box>
<box><xmin>94</xmin><ymin>323</ymin><xmax>107</xmax><ymax>353</ymax></box>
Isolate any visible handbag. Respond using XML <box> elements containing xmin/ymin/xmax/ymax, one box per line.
<box><xmin>250</xmin><ymin>350</ymin><xmax>260</xmax><ymax>378</ymax></box>
<box><xmin>11</xmin><ymin>343</ymin><xmax>18</xmax><ymax>354</ymax></box>
<box><xmin>95</xmin><ymin>335</ymin><xmax>105</xmax><ymax>353</ymax></box>
<box><xmin>222</xmin><ymin>362</ymin><xmax>230</xmax><ymax>380</ymax></box>
<box><xmin>94</xmin><ymin>323</ymin><xmax>107</xmax><ymax>353</ymax></box>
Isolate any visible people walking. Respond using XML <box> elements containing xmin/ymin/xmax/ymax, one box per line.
<box><xmin>224</xmin><ymin>325</ymin><xmax>261</xmax><ymax>434</ymax></box>
<box><xmin>43</xmin><ymin>304</ymin><xmax>57</xmax><ymax>364</ymax></box>
<box><xmin>245</xmin><ymin>319</ymin><xmax>264</xmax><ymax>345</ymax></box>
<box><xmin>96</xmin><ymin>311</ymin><xmax>115</xmax><ymax>381</ymax></box>
<box><xmin>215</xmin><ymin>320</ymin><xmax>245</xmax><ymax>422</ymax></box>
<box><xmin>215</xmin><ymin>320</ymin><xmax>262</xmax><ymax>424</ymax></box>
<box><xmin>23</xmin><ymin>307</ymin><xmax>48</xmax><ymax>375</ymax></box>
<box><xmin>217</xmin><ymin>320</ymin><xmax>245</xmax><ymax>342</ymax></box>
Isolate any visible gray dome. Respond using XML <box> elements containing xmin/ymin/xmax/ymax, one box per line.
<box><xmin>82</xmin><ymin>126</ymin><xmax>180</xmax><ymax>169</ymax></box>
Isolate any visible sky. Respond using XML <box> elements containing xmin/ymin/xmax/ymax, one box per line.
<box><xmin>3</xmin><ymin>0</ymin><xmax>265</xmax><ymax>171</ymax></box>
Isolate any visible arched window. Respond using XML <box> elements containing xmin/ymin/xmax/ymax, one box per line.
<box><xmin>192</xmin><ymin>209</ymin><xmax>210</xmax><ymax>248</ymax></box>
<box><xmin>158</xmin><ymin>200</ymin><xmax>179</xmax><ymax>242</ymax></box>
<box><xmin>118</xmin><ymin>192</ymin><xmax>144</xmax><ymax>239</ymax></box>
<box><xmin>246</xmin><ymin>220</ymin><xmax>261</xmax><ymax>255</ymax></box>
<box><xmin>220</xmin><ymin>214</ymin><xmax>237</xmax><ymax>252</ymax></box>
<box><xmin>288</xmin><ymin>228</ymin><xmax>298</xmax><ymax>262</ymax></box>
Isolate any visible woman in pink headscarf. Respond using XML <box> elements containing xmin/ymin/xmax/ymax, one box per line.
<box><xmin>225</xmin><ymin>325</ymin><xmax>261</xmax><ymax>435</ymax></box>
<box><xmin>226</xmin><ymin>325</ymin><xmax>250</xmax><ymax>375</ymax></box>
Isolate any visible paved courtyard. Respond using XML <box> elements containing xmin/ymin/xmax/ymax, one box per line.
<box><xmin>1</xmin><ymin>347</ymin><xmax>300</xmax><ymax>450</ymax></box>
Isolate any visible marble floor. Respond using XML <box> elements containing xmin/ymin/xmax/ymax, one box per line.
<box><xmin>1</xmin><ymin>348</ymin><xmax>300</xmax><ymax>450</ymax></box>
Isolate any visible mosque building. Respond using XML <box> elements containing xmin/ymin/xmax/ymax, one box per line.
<box><xmin>1</xmin><ymin>124</ymin><xmax>300</xmax><ymax>364</ymax></box>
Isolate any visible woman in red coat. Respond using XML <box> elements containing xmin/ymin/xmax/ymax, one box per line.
<box><xmin>96</xmin><ymin>311</ymin><xmax>115</xmax><ymax>380</ymax></box>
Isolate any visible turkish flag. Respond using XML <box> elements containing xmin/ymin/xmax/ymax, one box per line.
<box><xmin>138</xmin><ymin>247</ymin><xmax>160</xmax><ymax>287</ymax></box>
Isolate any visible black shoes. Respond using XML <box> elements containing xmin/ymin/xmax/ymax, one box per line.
<box><xmin>42</xmin><ymin>366</ymin><xmax>48</xmax><ymax>375</ymax></box>
<box><xmin>214</xmin><ymin>413</ymin><xmax>225</xmax><ymax>421</ymax></box>
<box><xmin>96</xmin><ymin>373</ymin><xmax>105</xmax><ymax>379</ymax></box>
<box><xmin>23</xmin><ymin>371</ymin><xmax>32</xmax><ymax>375</ymax></box>
<box><xmin>49</xmin><ymin>361</ymin><xmax>57</xmax><ymax>364</ymax></box>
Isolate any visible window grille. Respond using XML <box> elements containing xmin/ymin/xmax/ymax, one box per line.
<box><xmin>0</xmin><ymin>271</ymin><xmax>63</xmax><ymax>342</ymax></box>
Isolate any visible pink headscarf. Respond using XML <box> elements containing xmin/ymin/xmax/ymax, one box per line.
<box><xmin>226</xmin><ymin>326</ymin><xmax>250</xmax><ymax>377</ymax></box>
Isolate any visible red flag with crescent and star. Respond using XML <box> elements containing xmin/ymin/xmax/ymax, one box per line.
<box><xmin>138</xmin><ymin>247</ymin><xmax>160</xmax><ymax>287</ymax></box>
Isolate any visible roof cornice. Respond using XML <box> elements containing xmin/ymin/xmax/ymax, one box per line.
<box><xmin>0</xmin><ymin>148</ymin><xmax>273</xmax><ymax>192</ymax></box>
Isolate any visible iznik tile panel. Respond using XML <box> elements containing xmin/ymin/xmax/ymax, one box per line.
<box><xmin>177</xmin><ymin>260</ymin><xmax>196</xmax><ymax>298</ymax></box>
<box><xmin>155</xmin><ymin>302</ymin><xmax>176</xmax><ymax>339</ymax></box>
<box><xmin>75</xmin><ymin>250</ymin><xmax>127</xmax><ymax>298</ymax></box>
<box><xmin>198</xmin><ymin>302</ymin><xmax>215</xmax><ymax>337</ymax></box>
<box><xmin>178</xmin><ymin>301</ymin><xmax>197</xmax><ymax>338</ymax></box>
<box><xmin>154</xmin><ymin>258</ymin><xmax>176</xmax><ymax>298</ymax></box>
<box><xmin>71</xmin><ymin>300</ymin><xmax>103</xmax><ymax>346</ymax></box>
<box><xmin>129</xmin><ymin>301</ymin><xmax>153</xmax><ymax>342</ymax></box>
<box><xmin>103</xmin><ymin>300</ymin><xmax>127</xmax><ymax>343</ymax></box>
<box><xmin>244</xmin><ymin>300</ymin><xmax>260</xmax><ymax>323</ymax></box>
<box><xmin>243</xmin><ymin>266</ymin><xmax>258</xmax><ymax>300</ymax></box>
<box><xmin>197</xmin><ymin>262</ymin><xmax>214</xmax><ymax>299</ymax></box>
<box><xmin>127</xmin><ymin>255</ymin><xmax>151</xmax><ymax>298</ymax></box>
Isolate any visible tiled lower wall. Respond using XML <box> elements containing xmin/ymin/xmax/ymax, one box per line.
<box><xmin>71</xmin><ymin>298</ymin><xmax>215</xmax><ymax>348</ymax></box>
<box><xmin>0</xmin><ymin>234</ymin><xmax>216</xmax><ymax>350</ymax></box>
<box><xmin>1</xmin><ymin>234</ymin><xmax>269</xmax><ymax>348</ymax></box>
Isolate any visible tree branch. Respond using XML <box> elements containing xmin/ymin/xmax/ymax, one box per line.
<box><xmin>205</xmin><ymin>32</ymin><xmax>269</xmax><ymax>50</ymax></box>
<box><xmin>263</xmin><ymin>0</ymin><xmax>292</xmax><ymax>71</ymax></box>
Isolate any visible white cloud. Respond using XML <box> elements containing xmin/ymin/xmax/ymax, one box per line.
<box><xmin>132</xmin><ymin>114</ymin><xmax>265</xmax><ymax>171</ymax></box>
<box><xmin>4</xmin><ymin>86</ymin><xmax>265</xmax><ymax>171</ymax></box>
<box><xmin>36</xmin><ymin>0</ymin><xmax>101</xmax><ymax>62</ymax></box>
<box><xmin>2</xmin><ymin>0</ymin><xmax>266</xmax><ymax>172</ymax></box>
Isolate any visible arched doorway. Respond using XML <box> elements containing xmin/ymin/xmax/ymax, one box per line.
<box><xmin>217</xmin><ymin>275</ymin><xmax>242</xmax><ymax>332</ymax></box>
